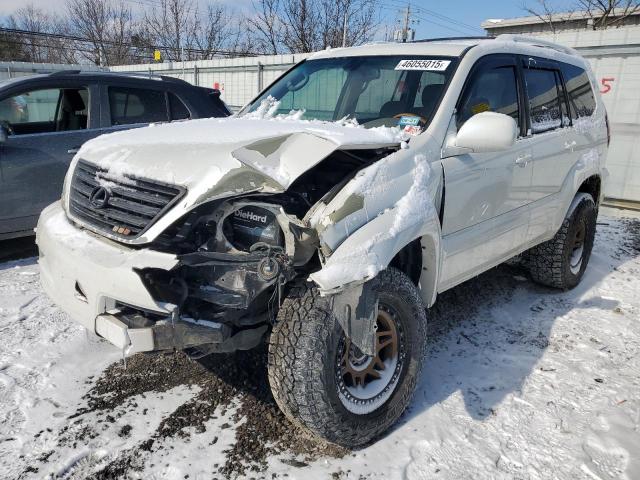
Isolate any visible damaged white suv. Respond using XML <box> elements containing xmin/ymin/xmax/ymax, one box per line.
<box><xmin>37</xmin><ymin>35</ymin><xmax>609</xmax><ymax>446</ymax></box>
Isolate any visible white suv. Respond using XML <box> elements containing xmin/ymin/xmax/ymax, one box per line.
<box><xmin>36</xmin><ymin>35</ymin><xmax>609</xmax><ymax>446</ymax></box>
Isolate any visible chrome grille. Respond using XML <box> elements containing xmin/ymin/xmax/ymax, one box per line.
<box><xmin>69</xmin><ymin>159</ymin><xmax>185</xmax><ymax>239</ymax></box>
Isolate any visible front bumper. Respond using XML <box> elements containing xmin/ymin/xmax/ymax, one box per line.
<box><xmin>37</xmin><ymin>202</ymin><xmax>180</xmax><ymax>351</ymax></box>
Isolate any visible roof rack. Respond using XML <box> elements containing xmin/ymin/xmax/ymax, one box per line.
<box><xmin>411</xmin><ymin>36</ymin><xmax>492</xmax><ymax>44</ymax></box>
<box><xmin>46</xmin><ymin>69</ymin><xmax>189</xmax><ymax>84</ymax></box>
<box><xmin>495</xmin><ymin>34</ymin><xmax>578</xmax><ymax>56</ymax></box>
<box><xmin>49</xmin><ymin>69</ymin><xmax>82</xmax><ymax>76</ymax></box>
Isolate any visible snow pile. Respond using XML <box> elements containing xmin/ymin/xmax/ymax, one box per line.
<box><xmin>250</xmin><ymin>158</ymin><xmax>291</xmax><ymax>187</ymax></box>
<box><xmin>311</xmin><ymin>154</ymin><xmax>434</xmax><ymax>289</ymax></box>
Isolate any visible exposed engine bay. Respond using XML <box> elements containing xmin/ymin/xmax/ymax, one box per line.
<box><xmin>130</xmin><ymin>146</ymin><xmax>399</xmax><ymax>356</ymax></box>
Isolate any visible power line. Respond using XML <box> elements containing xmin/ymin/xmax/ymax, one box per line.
<box><xmin>0</xmin><ymin>27</ymin><xmax>258</xmax><ymax>58</ymax></box>
<box><xmin>413</xmin><ymin>14</ymin><xmax>476</xmax><ymax>36</ymax></box>
<box><xmin>419</xmin><ymin>8</ymin><xmax>484</xmax><ymax>33</ymax></box>
<box><xmin>0</xmin><ymin>36</ymin><xmax>158</xmax><ymax>61</ymax></box>
<box><xmin>379</xmin><ymin>4</ymin><xmax>475</xmax><ymax>37</ymax></box>
<box><xmin>381</xmin><ymin>1</ymin><xmax>483</xmax><ymax>35</ymax></box>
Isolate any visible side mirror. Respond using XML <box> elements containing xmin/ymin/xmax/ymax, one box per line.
<box><xmin>454</xmin><ymin>112</ymin><xmax>517</xmax><ymax>154</ymax></box>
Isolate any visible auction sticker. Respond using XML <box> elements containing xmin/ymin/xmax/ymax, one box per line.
<box><xmin>395</xmin><ymin>59</ymin><xmax>451</xmax><ymax>71</ymax></box>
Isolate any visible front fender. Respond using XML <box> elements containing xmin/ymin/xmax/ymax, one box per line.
<box><xmin>309</xmin><ymin>153</ymin><xmax>442</xmax><ymax>305</ymax></box>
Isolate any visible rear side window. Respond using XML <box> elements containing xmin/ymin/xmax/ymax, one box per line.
<box><xmin>457</xmin><ymin>65</ymin><xmax>520</xmax><ymax>133</ymax></box>
<box><xmin>561</xmin><ymin>63</ymin><xmax>596</xmax><ymax>119</ymax></box>
<box><xmin>168</xmin><ymin>93</ymin><xmax>190</xmax><ymax>120</ymax></box>
<box><xmin>108</xmin><ymin>87</ymin><xmax>168</xmax><ymax>125</ymax></box>
<box><xmin>523</xmin><ymin>68</ymin><xmax>563</xmax><ymax>134</ymax></box>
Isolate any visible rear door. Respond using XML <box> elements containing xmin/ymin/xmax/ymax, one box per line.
<box><xmin>0</xmin><ymin>81</ymin><xmax>100</xmax><ymax>235</ymax></box>
<box><xmin>522</xmin><ymin>57</ymin><xmax>584</xmax><ymax>241</ymax></box>
<box><xmin>439</xmin><ymin>54</ymin><xmax>535</xmax><ymax>289</ymax></box>
<box><xmin>522</xmin><ymin>57</ymin><xmax>575</xmax><ymax>202</ymax></box>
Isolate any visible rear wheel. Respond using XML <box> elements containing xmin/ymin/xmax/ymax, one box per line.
<box><xmin>524</xmin><ymin>194</ymin><xmax>597</xmax><ymax>290</ymax></box>
<box><xmin>267</xmin><ymin>268</ymin><xmax>427</xmax><ymax>446</ymax></box>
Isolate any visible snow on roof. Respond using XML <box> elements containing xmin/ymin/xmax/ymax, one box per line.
<box><xmin>308</xmin><ymin>40</ymin><xmax>483</xmax><ymax>60</ymax></box>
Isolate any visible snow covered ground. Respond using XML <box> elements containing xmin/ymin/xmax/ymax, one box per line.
<box><xmin>0</xmin><ymin>206</ymin><xmax>638</xmax><ymax>480</ymax></box>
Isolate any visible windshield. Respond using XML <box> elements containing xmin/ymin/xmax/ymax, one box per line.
<box><xmin>244</xmin><ymin>55</ymin><xmax>456</xmax><ymax>128</ymax></box>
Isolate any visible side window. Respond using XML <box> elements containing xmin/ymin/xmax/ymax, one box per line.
<box><xmin>108</xmin><ymin>87</ymin><xmax>168</xmax><ymax>126</ymax></box>
<box><xmin>524</xmin><ymin>68</ymin><xmax>564</xmax><ymax>134</ymax></box>
<box><xmin>524</xmin><ymin>68</ymin><xmax>562</xmax><ymax>134</ymax></box>
<box><xmin>560</xmin><ymin>63</ymin><xmax>596</xmax><ymax>120</ymax></box>
<box><xmin>458</xmin><ymin>64</ymin><xmax>520</xmax><ymax>134</ymax></box>
<box><xmin>0</xmin><ymin>87</ymin><xmax>88</xmax><ymax>135</ymax></box>
<box><xmin>168</xmin><ymin>93</ymin><xmax>190</xmax><ymax>120</ymax></box>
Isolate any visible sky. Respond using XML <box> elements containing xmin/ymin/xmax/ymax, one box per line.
<box><xmin>0</xmin><ymin>0</ymin><xmax>545</xmax><ymax>39</ymax></box>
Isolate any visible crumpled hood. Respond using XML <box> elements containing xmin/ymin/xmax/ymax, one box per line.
<box><xmin>67</xmin><ymin>116</ymin><xmax>405</xmax><ymax>245</ymax></box>
<box><xmin>76</xmin><ymin>117</ymin><xmax>405</xmax><ymax>195</ymax></box>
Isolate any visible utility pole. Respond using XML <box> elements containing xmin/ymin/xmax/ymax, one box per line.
<box><xmin>402</xmin><ymin>3</ymin><xmax>411</xmax><ymax>42</ymax></box>
<box><xmin>390</xmin><ymin>2</ymin><xmax>417</xmax><ymax>43</ymax></box>
<box><xmin>342</xmin><ymin>0</ymin><xmax>349</xmax><ymax>47</ymax></box>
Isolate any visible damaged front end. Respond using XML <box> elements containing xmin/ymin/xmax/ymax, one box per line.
<box><xmin>114</xmin><ymin>139</ymin><xmax>402</xmax><ymax>357</ymax></box>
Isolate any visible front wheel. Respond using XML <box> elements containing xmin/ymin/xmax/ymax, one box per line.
<box><xmin>267</xmin><ymin>268</ymin><xmax>427</xmax><ymax>447</ymax></box>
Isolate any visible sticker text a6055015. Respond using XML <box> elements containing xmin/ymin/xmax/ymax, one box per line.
<box><xmin>395</xmin><ymin>59</ymin><xmax>451</xmax><ymax>71</ymax></box>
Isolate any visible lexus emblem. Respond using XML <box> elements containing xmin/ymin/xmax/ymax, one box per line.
<box><xmin>89</xmin><ymin>186</ymin><xmax>111</xmax><ymax>209</ymax></box>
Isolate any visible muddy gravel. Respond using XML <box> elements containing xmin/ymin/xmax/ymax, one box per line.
<box><xmin>54</xmin><ymin>347</ymin><xmax>347</xmax><ymax>478</ymax></box>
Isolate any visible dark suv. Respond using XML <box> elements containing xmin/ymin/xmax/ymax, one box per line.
<box><xmin>0</xmin><ymin>71</ymin><xmax>230</xmax><ymax>239</ymax></box>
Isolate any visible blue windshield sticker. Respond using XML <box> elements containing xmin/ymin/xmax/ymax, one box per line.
<box><xmin>398</xmin><ymin>115</ymin><xmax>420</xmax><ymax>127</ymax></box>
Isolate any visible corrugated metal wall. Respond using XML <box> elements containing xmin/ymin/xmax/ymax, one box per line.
<box><xmin>484</xmin><ymin>26</ymin><xmax>640</xmax><ymax>202</ymax></box>
<box><xmin>110</xmin><ymin>54</ymin><xmax>311</xmax><ymax>110</ymax></box>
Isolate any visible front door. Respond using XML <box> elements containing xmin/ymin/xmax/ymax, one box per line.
<box><xmin>0</xmin><ymin>86</ymin><xmax>97</xmax><ymax>235</ymax></box>
<box><xmin>439</xmin><ymin>54</ymin><xmax>534</xmax><ymax>289</ymax></box>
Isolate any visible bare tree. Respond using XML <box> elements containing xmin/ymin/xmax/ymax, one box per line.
<box><xmin>66</xmin><ymin>0</ymin><xmax>137</xmax><ymax>65</ymax></box>
<box><xmin>576</xmin><ymin>0</ymin><xmax>640</xmax><ymax>28</ymax></box>
<box><xmin>0</xmin><ymin>31</ymin><xmax>29</xmax><ymax>62</ymax></box>
<box><xmin>248</xmin><ymin>0</ymin><xmax>283</xmax><ymax>54</ymax></box>
<box><xmin>142</xmin><ymin>0</ymin><xmax>244</xmax><ymax>61</ymax></box>
<box><xmin>249</xmin><ymin>0</ymin><xmax>379</xmax><ymax>54</ymax></box>
<box><xmin>7</xmin><ymin>4</ymin><xmax>76</xmax><ymax>63</ymax></box>
<box><xmin>281</xmin><ymin>0</ymin><xmax>322</xmax><ymax>52</ymax></box>
<box><xmin>194</xmin><ymin>4</ymin><xmax>247</xmax><ymax>58</ymax></box>
<box><xmin>322</xmin><ymin>0</ymin><xmax>379</xmax><ymax>48</ymax></box>
<box><xmin>525</xmin><ymin>0</ymin><xmax>640</xmax><ymax>30</ymax></box>
<box><xmin>523</xmin><ymin>0</ymin><xmax>572</xmax><ymax>33</ymax></box>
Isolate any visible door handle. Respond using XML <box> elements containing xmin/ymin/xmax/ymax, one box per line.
<box><xmin>515</xmin><ymin>154</ymin><xmax>531</xmax><ymax>167</ymax></box>
<box><xmin>67</xmin><ymin>147</ymin><xmax>80</xmax><ymax>154</ymax></box>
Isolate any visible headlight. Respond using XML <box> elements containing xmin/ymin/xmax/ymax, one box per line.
<box><xmin>60</xmin><ymin>167</ymin><xmax>73</xmax><ymax>213</ymax></box>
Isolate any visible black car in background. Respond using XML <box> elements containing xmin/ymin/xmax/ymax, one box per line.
<box><xmin>0</xmin><ymin>71</ymin><xmax>230</xmax><ymax>240</ymax></box>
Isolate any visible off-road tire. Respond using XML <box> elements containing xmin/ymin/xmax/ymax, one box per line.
<box><xmin>523</xmin><ymin>194</ymin><xmax>597</xmax><ymax>290</ymax></box>
<box><xmin>267</xmin><ymin>268</ymin><xmax>427</xmax><ymax>447</ymax></box>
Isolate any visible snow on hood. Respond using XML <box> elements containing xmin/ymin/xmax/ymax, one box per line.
<box><xmin>76</xmin><ymin>116</ymin><xmax>407</xmax><ymax>192</ymax></box>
